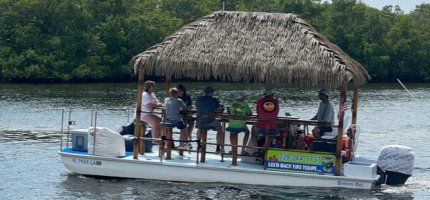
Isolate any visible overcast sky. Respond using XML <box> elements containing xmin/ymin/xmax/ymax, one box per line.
<box><xmin>360</xmin><ymin>0</ymin><xmax>430</xmax><ymax>12</ymax></box>
<box><xmin>325</xmin><ymin>0</ymin><xmax>430</xmax><ymax>13</ymax></box>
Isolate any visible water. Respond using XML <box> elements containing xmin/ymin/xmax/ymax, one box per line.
<box><xmin>1</xmin><ymin>82</ymin><xmax>429</xmax><ymax>199</ymax></box>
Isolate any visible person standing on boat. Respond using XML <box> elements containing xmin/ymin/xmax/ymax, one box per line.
<box><xmin>226</xmin><ymin>91</ymin><xmax>252</xmax><ymax>155</ymax></box>
<box><xmin>141</xmin><ymin>80</ymin><xmax>163</xmax><ymax>140</ymax></box>
<box><xmin>256</xmin><ymin>89</ymin><xmax>280</xmax><ymax>149</ymax></box>
<box><xmin>311</xmin><ymin>88</ymin><xmax>335</xmax><ymax>136</ymax></box>
<box><xmin>176</xmin><ymin>83</ymin><xmax>194</xmax><ymax>148</ymax></box>
<box><xmin>195</xmin><ymin>86</ymin><xmax>224</xmax><ymax>153</ymax></box>
<box><xmin>164</xmin><ymin>88</ymin><xmax>189</xmax><ymax>148</ymax></box>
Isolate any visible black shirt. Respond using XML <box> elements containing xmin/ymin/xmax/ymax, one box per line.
<box><xmin>179</xmin><ymin>94</ymin><xmax>192</xmax><ymax>107</ymax></box>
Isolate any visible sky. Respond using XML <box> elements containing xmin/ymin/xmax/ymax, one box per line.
<box><xmin>356</xmin><ymin>0</ymin><xmax>430</xmax><ymax>13</ymax></box>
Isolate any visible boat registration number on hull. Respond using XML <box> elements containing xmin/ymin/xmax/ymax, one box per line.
<box><xmin>72</xmin><ymin>158</ymin><xmax>102</xmax><ymax>166</ymax></box>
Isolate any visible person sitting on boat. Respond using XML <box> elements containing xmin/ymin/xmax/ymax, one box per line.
<box><xmin>176</xmin><ymin>83</ymin><xmax>194</xmax><ymax>149</ymax></box>
<box><xmin>164</xmin><ymin>88</ymin><xmax>189</xmax><ymax>148</ymax></box>
<box><xmin>195</xmin><ymin>86</ymin><xmax>224</xmax><ymax>153</ymax></box>
<box><xmin>226</xmin><ymin>91</ymin><xmax>252</xmax><ymax>155</ymax></box>
<box><xmin>311</xmin><ymin>88</ymin><xmax>334</xmax><ymax>136</ymax></box>
<box><xmin>256</xmin><ymin>89</ymin><xmax>280</xmax><ymax>149</ymax></box>
<box><xmin>140</xmin><ymin>81</ymin><xmax>163</xmax><ymax>141</ymax></box>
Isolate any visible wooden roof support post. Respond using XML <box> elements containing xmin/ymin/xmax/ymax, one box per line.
<box><xmin>133</xmin><ymin>70</ymin><xmax>145</xmax><ymax>159</ymax></box>
<box><xmin>351</xmin><ymin>87</ymin><xmax>359</xmax><ymax>125</ymax></box>
<box><xmin>165</xmin><ymin>74</ymin><xmax>171</xmax><ymax>97</ymax></box>
<box><xmin>335</xmin><ymin>90</ymin><xmax>346</xmax><ymax>176</ymax></box>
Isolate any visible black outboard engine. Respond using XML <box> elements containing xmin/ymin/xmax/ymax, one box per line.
<box><xmin>377</xmin><ymin>145</ymin><xmax>414</xmax><ymax>185</ymax></box>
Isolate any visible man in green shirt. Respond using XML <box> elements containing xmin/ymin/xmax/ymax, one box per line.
<box><xmin>227</xmin><ymin>91</ymin><xmax>252</xmax><ymax>155</ymax></box>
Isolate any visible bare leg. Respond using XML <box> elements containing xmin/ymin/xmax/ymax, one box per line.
<box><xmin>187</xmin><ymin>120</ymin><xmax>194</xmax><ymax>140</ymax></box>
<box><xmin>180</xmin><ymin>128</ymin><xmax>187</xmax><ymax>147</ymax></box>
<box><xmin>197</xmin><ymin>129</ymin><xmax>201</xmax><ymax>140</ymax></box>
<box><xmin>264</xmin><ymin>135</ymin><xmax>274</xmax><ymax>149</ymax></box>
<box><xmin>142</xmin><ymin>114</ymin><xmax>161</xmax><ymax>138</ymax></box>
<box><xmin>241</xmin><ymin>131</ymin><xmax>250</xmax><ymax>155</ymax></box>
<box><xmin>245</xmin><ymin>125</ymin><xmax>258</xmax><ymax>154</ymax></box>
<box><xmin>216</xmin><ymin>130</ymin><xmax>223</xmax><ymax>146</ymax></box>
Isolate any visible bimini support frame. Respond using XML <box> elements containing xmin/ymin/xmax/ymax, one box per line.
<box><xmin>335</xmin><ymin>90</ymin><xmax>347</xmax><ymax>176</ymax></box>
<box><xmin>133</xmin><ymin>69</ymin><xmax>145</xmax><ymax>159</ymax></box>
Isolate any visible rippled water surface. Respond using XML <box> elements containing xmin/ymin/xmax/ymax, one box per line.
<box><xmin>1</xmin><ymin>82</ymin><xmax>429</xmax><ymax>199</ymax></box>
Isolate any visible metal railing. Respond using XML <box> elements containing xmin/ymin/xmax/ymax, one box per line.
<box><xmin>59</xmin><ymin>108</ymin><xmax>134</xmax><ymax>153</ymax></box>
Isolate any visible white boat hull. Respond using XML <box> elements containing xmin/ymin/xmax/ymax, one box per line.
<box><xmin>59</xmin><ymin>150</ymin><xmax>378</xmax><ymax>190</ymax></box>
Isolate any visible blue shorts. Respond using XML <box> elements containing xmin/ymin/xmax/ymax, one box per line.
<box><xmin>318</xmin><ymin>126</ymin><xmax>333</xmax><ymax>135</ymax></box>
<box><xmin>165</xmin><ymin>121</ymin><xmax>186</xmax><ymax>129</ymax></box>
<box><xmin>257</xmin><ymin>129</ymin><xmax>280</xmax><ymax>136</ymax></box>
<box><xmin>196</xmin><ymin>119</ymin><xmax>221</xmax><ymax>131</ymax></box>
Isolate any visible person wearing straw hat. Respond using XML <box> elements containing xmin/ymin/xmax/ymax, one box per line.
<box><xmin>256</xmin><ymin>89</ymin><xmax>280</xmax><ymax>149</ymax></box>
<box><xmin>311</xmin><ymin>88</ymin><xmax>335</xmax><ymax>136</ymax></box>
<box><xmin>195</xmin><ymin>86</ymin><xmax>224</xmax><ymax>153</ymax></box>
<box><xmin>226</xmin><ymin>91</ymin><xmax>252</xmax><ymax>155</ymax></box>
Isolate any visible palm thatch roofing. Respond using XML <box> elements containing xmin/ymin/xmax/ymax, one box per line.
<box><xmin>131</xmin><ymin>11</ymin><xmax>370</xmax><ymax>89</ymax></box>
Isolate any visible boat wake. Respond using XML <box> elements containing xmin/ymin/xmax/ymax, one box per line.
<box><xmin>0</xmin><ymin>130</ymin><xmax>61</xmax><ymax>143</ymax></box>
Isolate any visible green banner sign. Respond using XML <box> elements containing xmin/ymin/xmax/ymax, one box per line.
<box><xmin>266</xmin><ymin>150</ymin><xmax>336</xmax><ymax>175</ymax></box>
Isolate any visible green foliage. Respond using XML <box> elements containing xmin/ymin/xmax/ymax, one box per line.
<box><xmin>0</xmin><ymin>0</ymin><xmax>429</xmax><ymax>82</ymax></box>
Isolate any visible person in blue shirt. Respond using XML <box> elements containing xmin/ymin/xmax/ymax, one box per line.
<box><xmin>195</xmin><ymin>86</ymin><xmax>224</xmax><ymax>153</ymax></box>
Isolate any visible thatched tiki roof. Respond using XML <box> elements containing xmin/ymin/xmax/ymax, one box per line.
<box><xmin>131</xmin><ymin>11</ymin><xmax>370</xmax><ymax>88</ymax></box>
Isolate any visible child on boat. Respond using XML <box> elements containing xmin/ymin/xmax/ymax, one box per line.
<box><xmin>164</xmin><ymin>88</ymin><xmax>189</xmax><ymax>148</ymax></box>
<box><xmin>226</xmin><ymin>91</ymin><xmax>252</xmax><ymax>155</ymax></box>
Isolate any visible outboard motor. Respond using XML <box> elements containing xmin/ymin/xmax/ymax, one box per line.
<box><xmin>377</xmin><ymin>145</ymin><xmax>414</xmax><ymax>185</ymax></box>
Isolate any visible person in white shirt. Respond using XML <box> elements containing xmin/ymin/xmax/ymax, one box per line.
<box><xmin>140</xmin><ymin>81</ymin><xmax>163</xmax><ymax>139</ymax></box>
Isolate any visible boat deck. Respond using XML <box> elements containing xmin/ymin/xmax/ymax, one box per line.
<box><xmin>63</xmin><ymin>147</ymin><xmax>265</xmax><ymax>171</ymax></box>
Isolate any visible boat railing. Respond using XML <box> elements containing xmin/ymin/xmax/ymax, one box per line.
<box><xmin>59</xmin><ymin>108</ymin><xmax>76</xmax><ymax>151</ymax></box>
<box><xmin>59</xmin><ymin>108</ymin><xmax>135</xmax><ymax>153</ymax></box>
<box><xmin>169</xmin><ymin>112</ymin><xmax>340</xmax><ymax>167</ymax></box>
<box><xmin>60</xmin><ymin>108</ymin><xmax>342</xmax><ymax>169</ymax></box>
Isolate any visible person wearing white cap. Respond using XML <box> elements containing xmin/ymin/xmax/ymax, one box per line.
<box><xmin>311</xmin><ymin>88</ymin><xmax>335</xmax><ymax>135</ymax></box>
<box><xmin>226</xmin><ymin>91</ymin><xmax>252</xmax><ymax>156</ymax></box>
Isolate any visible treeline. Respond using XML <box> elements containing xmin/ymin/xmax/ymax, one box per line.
<box><xmin>0</xmin><ymin>0</ymin><xmax>429</xmax><ymax>82</ymax></box>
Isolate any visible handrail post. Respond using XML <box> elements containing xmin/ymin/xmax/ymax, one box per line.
<box><xmin>66</xmin><ymin>108</ymin><xmax>72</xmax><ymax>148</ymax></box>
<box><xmin>200</xmin><ymin>130</ymin><xmax>207</xmax><ymax>163</ymax></box>
<box><xmin>352</xmin><ymin>87</ymin><xmax>359</xmax><ymax>125</ymax></box>
<box><xmin>133</xmin><ymin>70</ymin><xmax>145</xmax><ymax>159</ymax></box>
<box><xmin>335</xmin><ymin>90</ymin><xmax>346</xmax><ymax>176</ymax></box>
<box><xmin>60</xmin><ymin>109</ymin><xmax>64</xmax><ymax>151</ymax></box>
<box><xmin>166</xmin><ymin>128</ymin><xmax>173</xmax><ymax>160</ymax></box>
<box><xmin>231</xmin><ymin>133</ymin><xmax>238</xmax><ymax>166</ymax></box>
<box><xmin>92</xmin><ymin>111</ymin><xmax>98</xmax><ymax>155</ymax></box>
<box><xmin>165</xmin><ymin>74</ymin><xmax>171</xmax><ymax>97</ymax></box>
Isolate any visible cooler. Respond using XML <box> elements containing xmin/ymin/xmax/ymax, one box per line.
<box><xmin>344</xmin><ymin>162</ymin><xmax>377</xmax><ymax>179</ymax></box>
<box><xmin>71</xmin><ymin>130</ymin><xmax>88</xmax><ymax>152</ymax></box>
